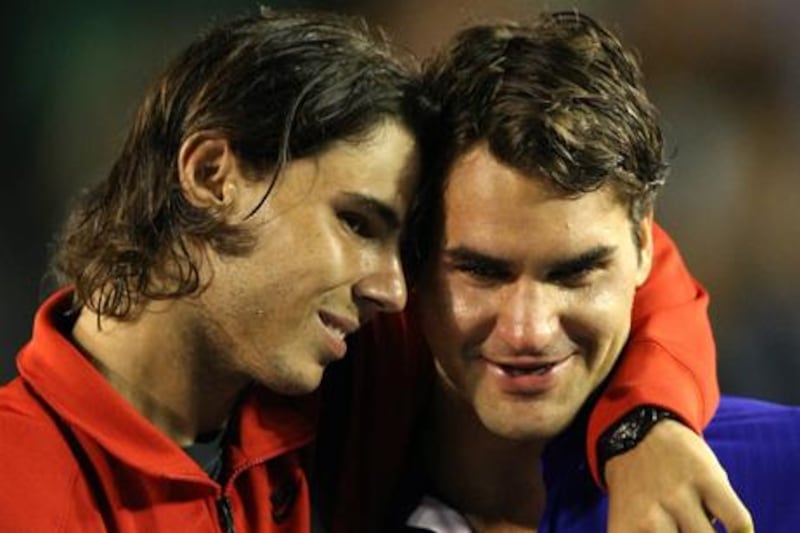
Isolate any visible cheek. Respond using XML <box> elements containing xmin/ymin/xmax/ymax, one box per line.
<box><xmin>419</xmin><ymin>274</ymin><xmax>492</xmax><ymax>345</ymax></box>
<box><xmin>450</xmin><ymin>285</ymin><xmax>489</xmax><ymax>329</ymax></box>
<box><xmin>265</xmin><ymin>211</ymin><xmax>351</xmax><ymax>288</ymax></box>
<box><xmin>565</xmin><ymin>282</ymin><xmax>636</xmax><ymax>362</ymax></box>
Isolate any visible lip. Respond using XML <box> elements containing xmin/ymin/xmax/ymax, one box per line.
<box><xmin>480</xmin><ymin>355</ymin><xmax>574</xmax><ymax>395</ymax></box>
<box><xmin>318</xmin><ymin>311</ymin><xmax>359</xmax><ymax>360</ymax></box>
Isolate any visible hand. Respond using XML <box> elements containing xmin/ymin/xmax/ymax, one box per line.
<box><xmin>605</xmin><ymin>419</ymin><xmax>753</xmax><ymax>533</ymax></box>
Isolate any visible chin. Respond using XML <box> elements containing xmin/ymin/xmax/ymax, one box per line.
<box><xmin>257</xmin><ymin>366</ymin><xmax>325</xmax><ymax>396</ymax></box>
<box><xmin>484</xmin><ymin>419</ymin><xmax>565</xmax><ymax>442</ymax></box>
<box><xmin>478</xmin><ymin>405</ymin><xmax>575</xmax><ymax>443</ymax></box>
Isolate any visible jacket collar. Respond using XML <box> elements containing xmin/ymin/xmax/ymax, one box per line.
<box><xmin>18</xmin><ymin>289</ymin><xmax>317</xmax><ymax>485</ymax></box>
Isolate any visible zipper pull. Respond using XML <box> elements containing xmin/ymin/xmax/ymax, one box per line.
<box><xmin>217</xmin><ymin>496</ymin><xmax>235</xmax><ymax>533</ymax></box>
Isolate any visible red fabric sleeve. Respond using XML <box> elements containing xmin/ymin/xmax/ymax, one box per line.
<box><xmin>585</xmin><ymin>222</ymin><xmax>720</xmax><ymax>487</ymax></box>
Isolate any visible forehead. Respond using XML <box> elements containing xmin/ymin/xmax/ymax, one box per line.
<box><xmin>314</xmin><ymin>121</ymin><xmax>419</xmax><ymax>209</ymax></box>
<box><xmin>443</xmin><ymin>144</ymin><xmax>630</xmax><ymax>255</ymax></box>
<box><xmin>270</xmin><ymin>120</ymin><xmax>419</xmax><ymax>217</ymax></box>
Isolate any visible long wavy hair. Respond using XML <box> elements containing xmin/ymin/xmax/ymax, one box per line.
<box><xmin>54</xmin><ymin>8</ymin><xmax>420</xmax><ymax>320</ymax></box>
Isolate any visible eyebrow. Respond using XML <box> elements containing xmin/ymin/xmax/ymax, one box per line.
<box><xmin>549</xmin><ymin>245</ymin><xmax>616</xmax><ymax>276</ymax></box>
<box><xmin>443</xmin><ymin>244</ymin><xmax>616</xmax><ymax>275</ymax></box>
<box><xmin>444</xmin><ymin>247</ymin><xmax>510</xmax><ymax>270</ymax></box>
<box><xmin>342</xmin><ymin>192</ymin><xmax>401</xmax><ymax>230</ymax></box>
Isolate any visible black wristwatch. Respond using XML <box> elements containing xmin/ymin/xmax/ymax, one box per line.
<box><xmin>596</xmin><ymin>405</ymin><xmax>680</xmax><ymax>484</ymax></box>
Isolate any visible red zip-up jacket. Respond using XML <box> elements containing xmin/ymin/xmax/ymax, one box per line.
<box><xmin>0</xmin><ymin>224</ymin><xmax>715</xmax><ymax>532</ymax></box>
<box><xmin>0</xmin><ymin>292</ymin><xmax>318</xmax><ymax>532</ymax></box>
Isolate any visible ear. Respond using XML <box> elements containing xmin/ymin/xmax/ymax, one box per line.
<box><xmin>634</xmin><ymin>211</ymin><xmax>654</xmax><ymax>288</ymax></box>
<box><xmin>178</xmin><ymin>132</ymin><xmax>239</xmax><ymax>210</ymax></box>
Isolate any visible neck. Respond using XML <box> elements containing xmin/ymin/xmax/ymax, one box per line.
<box><xmin>425</xmin><ymin>381</ymin><xmax>547</xmax><ymax>533</ymax></box>
<box><xmin>71</xmin><ymin>301</ymin><xmax>249</xmax><ymax>445</ymax></box>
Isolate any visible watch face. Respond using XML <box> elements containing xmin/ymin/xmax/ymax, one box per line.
<box><xmin>601</xmin><ymin>406</ymin><xmax>678</xmax><ymax>457</ymax></box>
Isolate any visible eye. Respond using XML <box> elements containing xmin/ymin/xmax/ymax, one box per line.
<box><xmin>338</xmin><ymin>210</ymin><xmax>378</xmax><ymax>239</ymax></box>
<box><xmin>453</xmin><ymin>260</ymin><xmax>512</xmax><ymax>284</ymax></box>
<box><xmin>550</xmin><ymin>263</ymin><xmax>604</xmax><ymax>288</ymax></box>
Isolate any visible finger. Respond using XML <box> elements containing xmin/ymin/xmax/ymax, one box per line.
<box><xmin>669</xmin><ymin>498</ymin><xmax>716</xmax><ymax>533</ymax></box>
<box><xmin>702</xmin><ymin>477</ymin><xmax>754</xmax><ymax>533</ymax></box>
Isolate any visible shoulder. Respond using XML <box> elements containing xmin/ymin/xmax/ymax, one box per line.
<box><xmin>707</xmin><ymin>395</ymin><xmax>800</xmax><ymax>529</ymax></box>
<box><xmin>0</xmin><ymin>378</ymin><xmax>90</xmax><ymax>531</ymax></box>
<box><xmin>707</xmin><ymin>396</ymin><xmax>800</xmax><ymax>475</ymax></box>
<box><xmin>0</xmin><ymin>377</ymin><xmax>72</xmax><ymax>447</ymax></box>
<box><xmin>708</xmin><ymin>395</ymin><xmax>800</xmax><ymax>437</ymax></box>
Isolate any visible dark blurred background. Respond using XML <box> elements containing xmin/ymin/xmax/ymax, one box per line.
<box><xmin>2</xmin><ymin>0</ymin><xmax>799</xmax><ymax>403</ymax></box>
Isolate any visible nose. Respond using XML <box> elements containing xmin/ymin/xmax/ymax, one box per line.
<box><xmin>495</xmin><ymin>280</ymin><xmax>559</xmax><ymax>354</ymax></box>
<box><xmin>353</xmin><ymin>253</ymin><xmax>408</xmax><ymax>318</ymax></box>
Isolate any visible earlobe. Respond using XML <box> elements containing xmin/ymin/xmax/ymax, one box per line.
<box><xmin>178</xmin><ymin>132</ymin><xmax>238</xmax><ymax>209</ymax></box>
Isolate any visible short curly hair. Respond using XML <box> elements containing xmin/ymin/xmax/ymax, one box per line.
<box><xmin>404</xmin><ymin>11</ymin><xmax>667</xmax><ymax>280</ymax></box>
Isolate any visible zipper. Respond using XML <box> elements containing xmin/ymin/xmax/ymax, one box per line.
<box><xmin>215</xmin><ymin>431</ymin><xmax>315</xmax><ymax>531</ymax></box>
<box><xmin>217</xmin><ymin>495</ymin><xmax>235</xmax><ymax>533</ymax></box>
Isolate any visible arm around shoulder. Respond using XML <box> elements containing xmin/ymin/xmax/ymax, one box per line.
<box><xmin>586</xmin><ymin>222</ymin><xmax>719</xmax><ymax>484</ymax></box>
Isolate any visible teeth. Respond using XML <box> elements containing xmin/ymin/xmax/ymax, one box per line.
<box><xmin>503</xmin><ymin>363</ymin><xmax>555</xmax><ymax>376</ymax></box>
<box><xmin>321</xmin><ymin>315</ymin><xmax>347</xmax><ymax>339</ymax></box>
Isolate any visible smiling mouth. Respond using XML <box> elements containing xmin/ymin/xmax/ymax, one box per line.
<box><xmin>320</xmin><ymin>318</ymin><xmax>346</xmax><ymax>340</ymax></box>
<box><xmin>317</xmin><ymin>311</ymin><xmax>360</xmax><ymax>361</ymax></box>
<box><xmin>318</xmin><ymin>312</ymin><xmax>355</xmax><ymax>338</ymax></box>
<box><xmin>482</xmin><ymin>354</ymin><xmax>575</xmax><ymax>380</ymax></box>
<box><xmin>498</xmin><ymin>362</ymin><xmax>559</xmax><ymax>376</ymax></box>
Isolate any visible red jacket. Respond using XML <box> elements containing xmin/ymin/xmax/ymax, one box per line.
<box><xmin>0</xmin><ymin>291</ymin><xmax>318</xmax><ymax>532</ymax></box>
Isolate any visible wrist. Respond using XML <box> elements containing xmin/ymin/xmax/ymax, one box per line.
<box><xmin>597</xmin><ymin>405</ymin><xmax>681</xmax><ymax>486</ymax></box>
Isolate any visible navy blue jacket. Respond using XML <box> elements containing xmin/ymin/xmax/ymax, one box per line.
<box><xmin>399</xmin><ymin>396</ymin><xmax>800</xmax><ymax>532</ymax></box>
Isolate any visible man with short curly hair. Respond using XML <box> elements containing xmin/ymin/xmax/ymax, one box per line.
<box><xmin>389</xmin><ymin>11</ymin><xmax>797</xmax><ymax>532</ymax></box>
